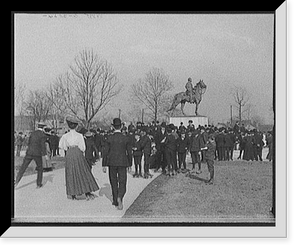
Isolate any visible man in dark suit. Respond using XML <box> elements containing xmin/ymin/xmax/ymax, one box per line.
<box><xmin>164</xmin><ymin>126</ymin><xmax>177</xmax><ymax>176</ymax></box>
<box><xmin>84</xmin><ymin>131</ymin><xmax>99</xmax><ymax>169</ymax></box>
<box><xmin>103</xmin><ymin>118</ymin><xmax>132</xmax><ymax>210</ymax></box>
<box><xmin>15</xmin><ymin>122</ymin><xmax>48</xmax><ymax>188</ymax></box>
<box><xmin>215</xmin><ymin>128</ymin><xmax>225</xmax><ymax>161</ymax></box>
<box><xmin>154</xmin><ymin>122</ymin><xmax>167</xmax><ymax>173</ymax></box>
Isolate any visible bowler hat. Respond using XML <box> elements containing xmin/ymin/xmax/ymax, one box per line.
<box><xmin>112</xmin><ymin>118</ymin><xmax>122</xmax><ymax>127</ymax></box>
<box><xmin>161</xmin><ymin>122</ymin><xmax>167</xmax><ymax>128</ymax></box>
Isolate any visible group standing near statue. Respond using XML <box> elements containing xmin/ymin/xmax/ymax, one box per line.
<box><xmin>14</xmin><ymin>77</ymin><xmax>274</xmax><ymax>211</ymax></box>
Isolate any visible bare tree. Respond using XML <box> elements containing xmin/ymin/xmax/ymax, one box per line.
<box><xmin>25</xmin><ymin>90</ymin><xmax>52</xmax><ymax>130</ymax></box>
<box><xmin>14</xmin><ymin>82</ymin><xmax>27</xmax><ymax>131</ymax></box>
<box><xmin>47</xmin><ymin>49</ymin><xmax>121</xmax><ymax>128</ymax></box>
<box><xmin>231</xmin><ymin>86</ymin><xmax>250</xmax><ymax>125</ymax></box>
<box><xmin>131</xmin><ymin>68</ymin><xmax>173</xmax><ymax>122</ymax></box>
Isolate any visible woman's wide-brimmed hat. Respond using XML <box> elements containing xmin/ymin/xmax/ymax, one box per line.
<box><xmin>66</xmin><ymin>116</ymin><xmax>80</xmax><ymax>124</ymax></box>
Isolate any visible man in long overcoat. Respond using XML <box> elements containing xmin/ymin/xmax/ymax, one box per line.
<box><xmin>102</xmin><ymin>118</ymin><xmax>132</xmax><ymax>210</ymax></box>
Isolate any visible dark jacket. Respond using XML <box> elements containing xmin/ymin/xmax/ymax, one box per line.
<box><xmin>26</xmin><ymin>129</ymin><xmax>47</xmax><ymax>156</ymax></box>
<box><xmin>155</xmin><ymin>129</ymin><xmax>167</xmax><ymax>151</ymax></box>
<box><xmin>205</xmin><ymin>141</ymin><xmax>217</xmax><ymax>161</ymax></box>
<box><xmin>199</xmin><ymin>132</ymin><xmax>208</xmax><ymax>147</ymax></box>
<box><xmin>215</xmin><ymin>133</ymin><xmax>225</xmax><ymax>147</ymax></box>
<box><xmin>132</xmin><ymin>139</ymin><xmax>143</xmax><ymax>157</ymax></box>
<box><xmin>176</xmin><ymin>136</ymin><xmax>190</xmax><ymax>153</ymax></box>
<box><xmin>165</xmin><ymin>134</ymin><xmax>177</xmax><ymax>152</ymax></box>
<box><xmin>85</xmin><ymin>137</ymin><xmax>99</xmax><ymax>160</ymax></box>
<box><xmin>104</xmin><ymin>131</ymin><xmax>132</xmax><ymax>167</ymax></box>
<box><xmin>189</xmin><ymin>131</ymin><xmax>201</xmax><ymax>152</ymax></box>
<box><xmin>141</xmin><ymin>135</ymin><xmax>152</xmax><ymax>155</ymax></box>
<box><xmin>224</xmin><ymin>133</ymin><xmax>234</xmax><ymax>147</ymax></box>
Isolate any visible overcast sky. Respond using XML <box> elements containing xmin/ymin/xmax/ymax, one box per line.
<box><xmin>14</xmin><ymin>13</ymin><xmax>274</xmax><ymax>124</ymax></box>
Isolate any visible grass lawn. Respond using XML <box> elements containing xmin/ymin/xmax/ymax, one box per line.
<box><xmin>123</xmin><ymin>159</ymin><xmax>274</xmax><ymax>223</ymax></box>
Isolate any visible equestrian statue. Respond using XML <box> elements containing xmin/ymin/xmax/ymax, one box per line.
<box><xmin>167</xmin><ymin>78</ymin><xmax>207</xmax><ymax>116</ymax></box>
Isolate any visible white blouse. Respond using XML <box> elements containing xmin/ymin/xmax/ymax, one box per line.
<box><xmin>59</xmin><ymin>129</ymin><xmax>86</xmax><ymax>152</ymax></box>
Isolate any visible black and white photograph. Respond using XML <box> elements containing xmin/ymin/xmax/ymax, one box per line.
<box><xmin>8</xmin><ymin>7</ymin><xmax>287</xmax><ymax>238</ymax></box>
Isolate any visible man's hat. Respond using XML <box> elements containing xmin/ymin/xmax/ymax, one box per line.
<box><xmin>188</xmin><ymin>120</ymin><xmax>193</xmax><ymax>123</ymax></box>
<box><xmin>37</xmin><ymin>122</ymin><xmax>47</xmax><ymax>128</ymax></box>
<box><xmin>112</xmin><ymin>118</ymin><xmax>122</xmax><ymax>127</ymax></box>
<box><xmin>166</xmin><ymin>126</ymin><xmax>173</xmax><ymax>133</ymax></box>
<box><xmin>85</xmin><ymin>131</ymin><xmax>93</xmax><ymax>137</ymax></box>
<box><xmin>161</xmin><ymin>122</ymin><xmax>167</xmax><ymax>128</ymax></box>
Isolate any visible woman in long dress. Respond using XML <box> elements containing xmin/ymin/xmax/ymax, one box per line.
<box><xmin>59</xmin><ymin>117</ymin><xmax>99</xmax><ymax>200</ymax></box>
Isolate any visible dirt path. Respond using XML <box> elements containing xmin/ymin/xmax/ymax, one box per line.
<box><xmin>123</xmin><ymin>160</ymin><xmax>274</xmax><ymax>223</ymax></box>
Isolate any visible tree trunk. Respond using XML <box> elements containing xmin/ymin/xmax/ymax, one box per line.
<box><xmin>239</xmin><ymin>103</ymin><xmax>242</xmax><ymax>125</ymax></box>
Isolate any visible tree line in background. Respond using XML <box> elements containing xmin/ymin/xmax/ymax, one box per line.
<box><xmin>14</xmin><ymin>48</ymin><xmax>266</xmax><ymax>132</ymax></box>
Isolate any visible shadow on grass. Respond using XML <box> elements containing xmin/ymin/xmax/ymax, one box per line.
<box><xmin>185</xmin><ymin>173</ymin><xmax>208</xmax><ymax>183</ymax></box>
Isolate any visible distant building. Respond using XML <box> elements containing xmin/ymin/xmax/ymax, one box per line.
<box><xmin>14</xmin><ymin>115</ymin><xmax>67</xmax><ymax>135</ymax></box>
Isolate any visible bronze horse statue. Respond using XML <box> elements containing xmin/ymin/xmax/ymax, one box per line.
<box><xmin>167</xmin><ymin>79</ymin><xmax>207</xmax><ymax>116</ymax></box>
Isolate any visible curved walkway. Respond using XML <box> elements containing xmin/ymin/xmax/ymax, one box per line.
<box><xmin>13</xmin><ymin>161</ymin><xmax>160</xmax><ymax>223</ymax></box>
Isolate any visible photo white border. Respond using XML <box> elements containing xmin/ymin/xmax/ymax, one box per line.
<box><xmin>4</xmin><ymin>4</ymin><xmax>287</xmax><ymax>238</ymax></box>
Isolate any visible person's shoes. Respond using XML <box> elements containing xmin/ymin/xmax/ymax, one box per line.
<box><xmin>117</xmin><ymin>198</ymin><xmax>123</xmax><ymax>210</ymax></box>
<box><xmin>112</xmin><ymin>201</ymin><xmax>118</xmax><ymax>207</ymax></box>
<box><xmin>71</xmin><ymin>195</ymin><xmax>78</xmax><ymax>200</ymax></box>
<box><xmin>133</xmin><ymin>173</ymin><xmax>138</xmax><ymax>178</ymax></box>
<box><xmin>86</xmin><ymin>193</ymin><xmax>95</xmax><ymax>200</ymax></box>
<box><xmin>36</xmin><ymin>184</ymin><xmax>43</xmax><ymax>189</ymax></box>
<box><xmin>205</xmin><ymin>178</ymin><xmax>214</xmax><ymax>185</ymax></box>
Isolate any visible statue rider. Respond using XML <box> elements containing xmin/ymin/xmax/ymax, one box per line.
<box><xmin>185</xmin><ymin>77</ymin><xmax>194</xmax><ymax>102</ymax></box>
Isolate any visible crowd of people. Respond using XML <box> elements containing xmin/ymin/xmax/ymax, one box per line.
<box><xmin>14</xmin><ymin>119</ymin><xmax>274</xmax><ymax>175</ymax></box>
<box><xmin>80</xmin><ymin>120</ymin><xmax>273</xmax><ymax>171</ymax></box>
<box><xmin>14</xmin><ymin>118</ymin><xmax>274</xmax><ymax>210</ymax></box>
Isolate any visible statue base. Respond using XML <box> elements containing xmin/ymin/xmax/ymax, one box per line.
<box><xmin>169</xmin><ymin>115</ymin><xmax>209</xmax><ymax>128</ymax></box>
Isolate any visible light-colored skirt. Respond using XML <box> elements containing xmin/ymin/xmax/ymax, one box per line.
<box><xmin>65</xmin><ymin>146</ymin><xmax>99</xmax><ymax>196</ymax></box>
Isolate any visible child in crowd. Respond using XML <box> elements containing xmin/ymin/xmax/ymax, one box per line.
<box><xmin>132</xmin><ymin>133</ymin><xmax>143</xmax><ymax>178</ymax></box>
<box><xmin>201</xmin><ymin>135</ymin><xmax>217</xmax><ymax>185</ymax></box>
<box><xmin>176</xmin><ymin>130</ymin><xmax>189</xmax><ymax>173</ymax></box>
